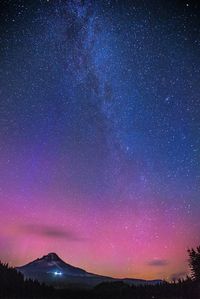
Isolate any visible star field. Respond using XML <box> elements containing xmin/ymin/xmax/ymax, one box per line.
<box><xmin>0</xmin><ymin>0</ymin><xmax>200</xmax><ymax>280</ymax></box>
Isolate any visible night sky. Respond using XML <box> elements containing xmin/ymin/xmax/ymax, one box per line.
<box><xmin>0</xmin><ymin>0</ymin><xmax>200</xmax><ymax>281</ymax></box>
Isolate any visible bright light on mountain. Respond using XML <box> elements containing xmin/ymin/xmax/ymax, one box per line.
<box><xmin>54</xmin><ymin>271</ymin><xmax>62</xmax><ymax>276</ymax></box>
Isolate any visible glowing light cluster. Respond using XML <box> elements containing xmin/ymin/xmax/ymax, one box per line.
<box><xmin>54</xmin><ymin>271</ymin><xmax>62</xmax><ymax>276</ymax></box>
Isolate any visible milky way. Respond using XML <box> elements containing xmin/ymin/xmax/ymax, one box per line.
<box><xmin>0</xmin><ymin>0</ymin><xmax>200</xmax><ymax>280</ymax></box>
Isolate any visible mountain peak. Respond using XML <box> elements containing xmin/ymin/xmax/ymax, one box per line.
<box><xmin>41</xmin><ymin>252</ymin><xmax>61</xmax><ymax>261</ymax></box>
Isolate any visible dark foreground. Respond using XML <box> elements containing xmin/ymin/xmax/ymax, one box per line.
<box><xmin>0</xmin><ymin>262</ymin><xmax>199</xmax><ymax>299</ymax></box>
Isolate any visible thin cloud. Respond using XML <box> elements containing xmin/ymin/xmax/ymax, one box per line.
<box><xmin>147</xmin><ymin>259</ymin><xmax>169</xmax><ymax>267</ymax></box>
<box><xmin>19</xmin><ymin>224</ymin><xmax>84</xmax><ymax>241</ymax></box>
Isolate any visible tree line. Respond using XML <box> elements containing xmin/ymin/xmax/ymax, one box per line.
<box><xmin>0</xmin><ymin>245</ymin><xmax>200</xmax><ymax>298</ymax></box>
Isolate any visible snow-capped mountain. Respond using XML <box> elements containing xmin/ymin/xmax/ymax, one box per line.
<box><xmin>17</xmin><ymin>252</ymin><xmax>87</xmax><ymax>276</ymax></box>
<box><xmin>16</xmin><ymin>252</ymin><xmax>113</xmax><ymax>288</ymax></box>
<box><xmin>16</xmin><ymin>253</ymin><xmax>162</xmax><ymax>288</ymax></box>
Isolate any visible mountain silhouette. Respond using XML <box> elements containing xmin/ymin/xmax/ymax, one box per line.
<box><xmin>16</xmin><ymin>253</ymin><xmax>162</xmax><ymax>288</ymax></box>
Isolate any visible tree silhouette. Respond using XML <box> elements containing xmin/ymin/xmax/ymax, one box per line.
<box><xmin>0</xmin><ymin>261</ymin><xmax>54</xmax><ymax>298</ymax></box>
<box><xmin>188</xmin><ymin>246</ymin><xmax>200</xmax><ymax>281</ymax></box>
